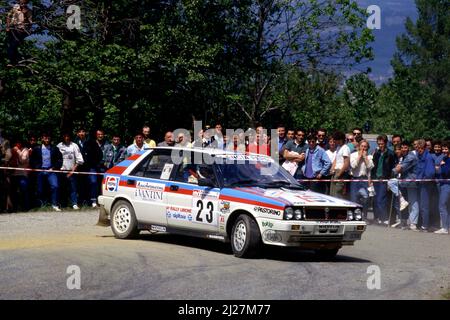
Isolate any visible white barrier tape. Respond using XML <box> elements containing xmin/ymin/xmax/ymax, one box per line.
<box><xmin>0</xmin><ymin>166</ymin><xmax>105</xmax><ymax>176</ymax></box>
<box><xmin>1</xmin><ymin>166</ymin><xmax>449</xmax><ymax>182</ymax></box>
<box><xmin>298</xmin><ymin>178</ymin><xmax>450</xmax><ymax>183</ymax></box>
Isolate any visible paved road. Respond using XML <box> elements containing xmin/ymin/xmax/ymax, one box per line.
<box><xmin>0</xmin><ymin>210</ymin><xmax>449</xmax><ymax>300</ymax></box>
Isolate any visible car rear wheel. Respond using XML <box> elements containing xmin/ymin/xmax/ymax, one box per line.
<box><xmin>231</xmin><ymin>214</ymin><xmax>261</xmax><ymax>258</ymax></box>
<box><xmin>110</xmin><ymin>200</ymin><xmax>139</xmax><ymax>239</ymax></box>
<box><xmin>314</xmin><ymin>248</ymin><xmax>339</xmax><ymax>260</ymax></box>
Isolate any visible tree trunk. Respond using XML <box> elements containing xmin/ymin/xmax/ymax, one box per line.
<box><xmin>61</xmin><ymin>94</ymin><xmax>73</xmax><ymax>133</ymax></box>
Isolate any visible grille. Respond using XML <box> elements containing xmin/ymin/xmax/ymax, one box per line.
<box><xmin>291</xmin><ymin>235</ymin><xmax>344</xmax><ymax>242</ymax></box>
<box><xmin>304</xmin><ymin>208</ymin><xmax>348</xmax><ymax>221</ymax></box>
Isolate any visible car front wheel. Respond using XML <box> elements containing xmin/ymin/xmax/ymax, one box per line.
<box><xmin>231</xmin><ymin>214</ymin><xmax>261</xmax><ymax>258</ymax></box>
<box><xmin>110</xmin><ymin>200</ymin><xmax>139</xmax><ymax>239</ymax></box>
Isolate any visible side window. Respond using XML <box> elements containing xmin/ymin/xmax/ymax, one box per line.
<box><xmin>174</xmin><ymin>163</ymin><xmax>199</xmax><ymax>184</ymax></box>
<box><xmin>130</xmin><ymin>150</ymin><xmax>174</xmax><ymax>179</ymax></box>
<box><xmin>173</xmin><ymin>151</ymin><xmax>196</xmax><ymax>184</ymax></box>
<box><xmin>174</xmin><ymin>163</ymin><xmax>218</xmax><ymax>186</ymax></box>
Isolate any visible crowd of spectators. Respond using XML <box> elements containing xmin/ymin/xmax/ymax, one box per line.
<box><xmin>0</xmin><ymin>124</ymin><xmax>449</xmax><ymax>235</ymax></box>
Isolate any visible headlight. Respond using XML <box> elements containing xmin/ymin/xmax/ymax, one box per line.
<box><xmin>354</xmin><ymin>208</ymin><xmax>363</xmax><ymax>221</ymax></box>
<box><xmin>294</xmin><ymin>209</ymin><xmax>302</xmax><ymax>220</ymax></box>
<box><xmin>284</xmin><ymin>207</ymin><xmax>294</xmax><ymax>220</ymax></box>
<box><xmin>347</xmin><ymin>210</ymin><xmax>354</xmax><ymax>221</ymax></box>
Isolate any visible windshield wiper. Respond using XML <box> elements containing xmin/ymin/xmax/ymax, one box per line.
<box><xmin>261</xmin><ymin>180</ymin><xmax>305</xmax><ymax>190</ymax></box>
<box><xmin>226</xmin><ymin>179</ymin><xmax>260</xmax><ymax>187</ymax></box>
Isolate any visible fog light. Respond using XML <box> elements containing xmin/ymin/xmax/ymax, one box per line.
<box><xmin>291</xmin><ymin>225</ymin><xmax>300</xmax><ymax>231</ymax></box>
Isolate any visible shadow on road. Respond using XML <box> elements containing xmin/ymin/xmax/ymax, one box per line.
<box><xmin>261</xmin><ymin>246</ymin><xmax>372</xmax><ymax>263</ymax></box>
<box><xmin>137</xmin><ymin>233</ymin><xmax>372</xmax><ymax>263</ymax></box>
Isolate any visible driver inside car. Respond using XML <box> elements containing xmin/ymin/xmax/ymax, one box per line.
<box><xmin>194</xmin><ymin>165</ymin><xmax>215</xmax><ymax>185</ymax></box>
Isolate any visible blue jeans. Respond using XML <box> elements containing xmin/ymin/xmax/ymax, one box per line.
<box><xmin>12</xmin><ymin>175</ymin><xmax>30</xmax><ymax>211</ymax></box>
<box><xmin>350</xmin><ymin>180</ymin><xmax>369</xmax><ymax>218</ymax></box>
<box><xmin>439</xmin><ymin>184</ymin><xmax>450</xmax><ymax>230</ymax></box>
<box><xmin>63</xmin><ymin>174</ymin><xmax>78</xmax><ymax>206</ymax></box>
<box><xmin>402</xmin><ymin>186</ymin><xmax>419</xmax><ymax>224</ymax></box>
<box><xmin>37</xmin><ymin>171</ymin><xmax>59</xmax><ymax>206</ymax></box>
<box><xmin>88</xmin><ymin>168</ymin><xmax>98</xmax><ymax>204</ymax></box>
<box><xmin>388</xmin><ymin>179</ymin><xmax>400</xmax><ymax>196</ymax></box>
<box><xmin>373</xmin><ymin>181</ymin><xmax>388</xmax><ymax>221</ymax></box>
<box><xmin>388</xmin><ymin>179</ymin><xmax>402</xmax><ymax>220</ymax></box>
<box><xmin>418</xmin><ymin>182</ymin><xmax>432</xmax><ymax>228</ymax></box>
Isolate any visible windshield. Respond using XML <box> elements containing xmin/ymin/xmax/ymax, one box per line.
<box><xmin>215</xmin><ymin>159</ymin><xmax>303</xmax><ymax>189</ymax></box>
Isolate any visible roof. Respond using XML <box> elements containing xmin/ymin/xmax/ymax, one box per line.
<box><xmin>150</xmin><ymin>146</ymin><xmax>267</xmax><ymax>156</ymax></box>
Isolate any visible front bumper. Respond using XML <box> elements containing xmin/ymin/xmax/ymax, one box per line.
<box><xmin>257</xmin><ymin>219</ymin><xmax>366</xmax><ymax>249</ymax></box>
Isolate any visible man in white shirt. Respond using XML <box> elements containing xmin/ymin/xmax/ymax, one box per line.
<box><xmin>127</xmin><ymin>132</ymin><xmax>152</xmax><ymax>156</ymax></box>
<box><xmin>57</xmin><ymin>133</ymin><xmax>84</xmax><ymax>210</ymax></box>
<box><xmin>330</xmin><ymin>131</ymin><xmax>350</xmax><ymax>198</ymax></box>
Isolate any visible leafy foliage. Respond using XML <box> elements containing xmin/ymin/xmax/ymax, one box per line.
<box><xmin>0</xmin><ymin>0</ymin><xmax>447</xmax><ymax>143</ymax></box>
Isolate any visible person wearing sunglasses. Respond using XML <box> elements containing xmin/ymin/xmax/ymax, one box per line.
<box><xmin>346</xmin><ymin>134</ymin><xmax>358</xmax><ymax>153</ymax></box>
<box><xmin>352</xmin><ymin>127</ymin><xmax>363</xmax><ymax>139</ymax></box>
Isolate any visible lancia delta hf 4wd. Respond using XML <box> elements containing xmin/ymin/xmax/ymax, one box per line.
<box><xmin>98</xmin><ymin>147</ymin><xmax>366</xmax><ymax>259</ymax></box>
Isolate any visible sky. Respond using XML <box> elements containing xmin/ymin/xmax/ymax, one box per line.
<box><xmin>355</xmin><ymin>0</ymin><xmax>418</xmax><ymax>84</ymax></box>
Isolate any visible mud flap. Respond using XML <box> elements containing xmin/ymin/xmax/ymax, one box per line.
<box><xmin>96</xmin><ymin>205</ymin><xmax>110</xmax><ymax>227</ymax></box>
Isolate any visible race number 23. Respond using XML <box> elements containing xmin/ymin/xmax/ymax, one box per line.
<box><xmin>195</xmin><ymin>200</ymin><xmax>214</xmax><ymax>224</ymax></box>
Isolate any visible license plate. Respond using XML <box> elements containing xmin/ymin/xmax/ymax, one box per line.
<box><xmin>318</xmin><ymin>225</ymin><xmax>339</xmax><ymax>232</ymax></box>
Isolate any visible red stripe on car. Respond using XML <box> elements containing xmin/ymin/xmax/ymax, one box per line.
<box><xmin>107</xmin><ymin>166</ymin><xmax>127</xmax><ymax>175</ymax></box>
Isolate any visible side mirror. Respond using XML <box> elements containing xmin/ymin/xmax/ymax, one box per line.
<box><xmin>198</xmin><ymin>177</ymin><xmax>215</xmax><ymax>188</ymax></box>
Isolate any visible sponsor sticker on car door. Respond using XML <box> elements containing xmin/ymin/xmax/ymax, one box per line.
<box><xmin>134</xmin><ymin>181</ymin><xmax>165</xmax><ymax>202</ymax></box>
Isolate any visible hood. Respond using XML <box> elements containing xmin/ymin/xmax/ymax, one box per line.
<box><xmin>224</xmin><ymin>187</ymin><xmax>359</xmax><ymax>208</ymax></box>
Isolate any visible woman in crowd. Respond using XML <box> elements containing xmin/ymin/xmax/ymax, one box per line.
<box><xmin>10</xmin><ymin>138</ymin><xmax>30</xmax><ymax>211</ymax></box>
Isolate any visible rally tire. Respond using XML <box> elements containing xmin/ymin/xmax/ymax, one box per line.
<box><xmin>230</xmin><ymin>214</ymin><xmax>262</xmax><ymax>258</ymax></box>
<box><xmin>110</xmin><ymin>200</ymin><xmax>139</xmax><ymax>239</ymax></box>
<box><xmin>314</xmin><ymin>248</ymin><xmax>339</xmax><ymax>261</ymax></box>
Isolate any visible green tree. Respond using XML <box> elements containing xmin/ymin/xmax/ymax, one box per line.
<box><xmin>269</xmin><ymin>64</ymin><xmax>357</xmax><ymax>132</ymax></box>
<box><xmin>0</xmin><ymin>0</ymin><xmax>374</xmax><ymax>140</ymax></box>
<box><xmin>342</xmin><ymin>73</ymin><xmax>377</xmax><ymax>129</ymax></box>
<box><xmin>233</xmin><ymin>0</ymin><xmax>374</xmax><ymax>126</ymax></box>
<box><xmin>389</xmin><ymin>0</ymin><xmax>450</xmax><ymax>136</ymax></box>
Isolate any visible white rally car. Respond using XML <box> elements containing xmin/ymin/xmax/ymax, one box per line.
<box><xmin>98</xmin><ymin>147</ymin><xmax>366</xmax><ymax>259</ymax></box>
